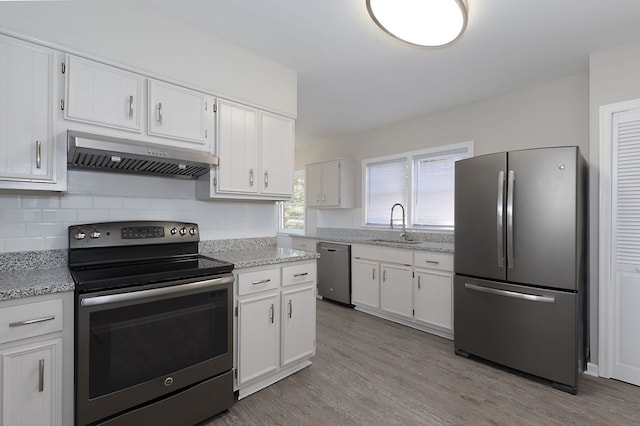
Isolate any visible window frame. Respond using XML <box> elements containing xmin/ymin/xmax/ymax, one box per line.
<box><xmin>277</xmin><ymin>169</ymin><xmax>305</xmax><ymax>234</ymax></box>
<box><xmin>361</xmin><ymin>141</ymin><xmax>473</xmax><ymax>231</ymax></box>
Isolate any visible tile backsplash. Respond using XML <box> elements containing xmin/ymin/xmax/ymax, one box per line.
<box><xmin>0</xmin><ymin>172</ymin><xmax>277</xmax><ymax>253</ymax></box>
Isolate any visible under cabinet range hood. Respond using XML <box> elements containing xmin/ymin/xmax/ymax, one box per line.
<box><xmin>67</xmin><ymin>130</ymin><xmax>218</xmax><ymax>179</ymax></box>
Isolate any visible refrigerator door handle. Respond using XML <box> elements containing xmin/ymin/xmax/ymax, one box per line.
<box><xmin>497</xmin><ymin>171</ymin><xmax>505</xmax><ymax>268</ymax></box>
<box><xmin>464</xmin><ymin>283</ymin><xmax>555</xmax><ymax>303</ymax></box>
<box><xmin>507</xmin><ymin>170</ymin><xmax>515</xmax><ymax>269</ymax></box>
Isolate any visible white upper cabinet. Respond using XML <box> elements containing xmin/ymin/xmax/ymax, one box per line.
<box><xmin>147</xmin><ymin>79</ymin><xmax>210</xmax><ymax>148</ymax></box>
<box><xmin>306</xmin><ymin>159</ymin><xmax>354</xmax><ymax>208</ymax></box>
<box><xmin>0</xmin><ymin>35</ymin><xmax>65</xmax><ymax>190</ymax></box>
<box><xmin>64</xmin><ymin>55</ymin><xmax>142</xmax><ymax>132</ymax></box>
<box><xmin>215</xmin><ymin>98</ymin><xmax>259</xmax><ymax>194</ymax></box>
<box><xmin>259</xmin><ymin>111</ymin><xmax>294</xmax><ymax>197</ymax></box>
<box><xmin>197</xmin><ymin>99</ymin><xmax>295</xmax><ymax>201</ymax></box>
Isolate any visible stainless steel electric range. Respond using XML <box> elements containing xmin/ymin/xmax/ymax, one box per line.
<box><xmin>68</xmin><ymin>221</ymin><xmax>234</xmax><ymax>426</ymax></box>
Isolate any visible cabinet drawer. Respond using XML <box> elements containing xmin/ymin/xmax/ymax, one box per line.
<box><xmin>352</xmin><ymin>244</ymin><xmax>412</xmax><ymax>265</ymax></box>
<box><xmin>238</xmin><ymin>268</ymin><xmax>281</xmax><ymax>296</ymax></box>
<box><xmin>0</xmin><ymin>299</ymin><xmax>63</xmax><ymax>344</ymax></box>
<box><xmin>282</xmin><ymin>263</ymin><xmax>316</xmax><ymax>287</ymax></box>
<box><xmin>414</xmin><ymin>251</ymin><xmax>454</xmax><ymax>272</ymax></box>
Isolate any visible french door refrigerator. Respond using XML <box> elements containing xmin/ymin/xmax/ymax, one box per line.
<box><xmin>454</xmin><ymin>146</ymin><xmax>587</xmax><ymax>394</ymax></box>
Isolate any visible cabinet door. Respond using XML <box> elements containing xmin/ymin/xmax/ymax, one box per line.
<box><xmin>351</xmin><ymin>258</ymin><xmax>380</xmax><ymax>309</ymax></box>
<box><xmin>414</xmin><ymin>269</ymin><xmax>453</xmax><ymax>331</ymax></box>
<box><xmin>148</xmin><ymin>80</ymin><xmax>208</xmax><ymax>147</ymax></box>
<box><xmin>65</xmin><ymin>55</ymin><xmax>142</xmax><ymax>132</ymax></box>
<box><xmin>281</xmin><ymin>285</ymin><xmax>316</xmax><ymax>367</ymax></box>
<box><xmin>305</xmin><ymin>163</ymin><xmax>323</xmax><ymax>207</ymax></box>
<box><xmin>321</xmin><ymin>161</ymin><xmax>341</xmax><ymax>207</ymax></box>
<box><xmin>260</xmin><ymin>111</ymin><xmax>294</xmax><ymax>196</ymax></box>
<box><xmin>216</xmin><ymin>99</ymin><xmax>259</xmax><ymax>194</ymax></box>
<box><xmin>380</xmin><ymin>263</ymin><xmax>413</xmax><ymax>319</ymax></box>
<box><xmin>1</xmin><ymin>338</ymin><xmax>61</xmax><ymax>426</ymax></box>
<box><xmin>0</xmin><ymin>37</ymin><xmax>54</xmax><ymax>183</ymax></box>
<box><xmin>237</xmin><ymin>292</ymin><xmax>279</xmax><ymax>385</ymax></box>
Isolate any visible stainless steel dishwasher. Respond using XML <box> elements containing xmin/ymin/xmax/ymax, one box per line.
<box><xmin>316</xmin><ymin>241</ymin><xmax>352</xmax><ymax>306</ymax></box>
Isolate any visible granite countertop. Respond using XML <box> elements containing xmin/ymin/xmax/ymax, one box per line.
<box><xmin>204</xmin><ymin>246</ymin><xmax>319</xmax><ymax>269</ymax></box>
<box><xmin>0</xmin><ymin>266</ymin><xmax>75</xmax><ymax>301</ymax></box>
<box><xmin>291</xmin><ymin>234</ymin><xmax>454</xmax><ymax>253</ymax></box>
<box><xmin>0</xmin><ymin>242</ymin><xmax>320</xmax><ymax>302</ymax></box>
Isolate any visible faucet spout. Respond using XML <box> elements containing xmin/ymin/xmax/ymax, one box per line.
<box><xmin>390</xmin><ymin>203</ymin><xmax>406</xmax><ymax>240</ymax></box>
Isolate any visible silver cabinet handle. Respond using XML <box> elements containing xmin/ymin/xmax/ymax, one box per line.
<box><xmin>36</xmin><ymin>140</ymin><xmax>42</xmax><ymax>169</ymax></box>
<box><xmin>497</xmin><ymin>170</ymin><xmax>505</xmax><ymax>268</ymax></box>
<box><xmin>157</xmin><ymin>102</ymin><xmax>163</xmax><ymax>125</ymax></box>
<box><xmin>39</xmin><ymin>359</ymin><xmax>45</xmax><ymax>392</ymax></box>
<box><xmin>465</xmin><ymin>282</ymin><xmax>555</xmax><ymax>303</ymax></box>
<box><xmin>269</xmin><ymin>304</ymin><xmax>274</xmax><ymax>323</ymax></box>
<box><xmin>316</xmin><ymin>195</ymin><xmax>320</xmax><ymax>204</ymax></box>
<box><xmin>293</xmin><ymin>272</ymin><xmax>309</xmax><ymax>278</ymax></box>
<box><xmin>252</xmin><ymin>278</ymin><xmax>271</xmax><ymax>285</ymax></box>
<box><xmin>372</xmin><ymin>268</ymin><xmax>375</xmax><ymax>280</ymax></box>
<box><xmin>81</xmin><ymin>276</ymin><xmax>234</xmax><ymax>307</ymax></box>
<box><xmin>424</xmin><ymin>260</ymin><xmax>439</xmax><ymax>265</ymax></box>
<box><xmin>383</xmin><ymin>270</ymin><xmax>387</xmax><ymax>282</ymax></box>
<box><xmin>129</xmin><ymin>95</ymin><xmax>134</xmax><ymax>119</ymax></box>
<box><xmin>288</xmin><ymin>299</ymin><xmax>293</xmax><ymax>319</ymax></box>
<box><xmin>418</xmin><ymin>275</ymin><xmax>421</xmax><ymax>289</ymax></box>
<box><xmin>9</xmin><ymin>315</ymin><xmax>55</xmax><ymax>327</ymax></box>
<box><xmin>264</xmin><ymin>171</ymin><xmax>269</xmax><ymax>188</ymax></box>
<box><xmin>506</xmin><ymin>170</ymin><xmax>515</xmax><ymax>269</ymax></box>
<box><xmin>249</xmin><ymin>168</ymin><xmax>254</xmax><ymax>186</ymax></box>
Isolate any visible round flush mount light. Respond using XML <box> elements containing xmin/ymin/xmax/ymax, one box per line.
<box><xmin>366</xmin><ymin>0</ymin><xmax>468</xmax><ymax>47</ymax></box>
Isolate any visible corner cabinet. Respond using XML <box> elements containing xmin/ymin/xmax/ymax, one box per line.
<box><xmin>196</xmin><ymin>98</ymin><xmax>295</xmax><ymax>201</ymax></box>
<box><xmin>235</xmin><ymin>260</ymin><xmax>316</xmax><ymax>399</ymax></box>
<box><xmin>351</xmin><ymin>244</ymin><xmax>454</xmax><ymax>339</ymax></box>
<box><xmin>306</xmin><ymin>159</ymin><xmax>354</xmax><ymax>208</ymax></box>
<box><xmin>0</xmin><ymin>34</ymin><xmax>65</xmax><ymax>191</ymax></box>
<box><xmin>0</xmin><ymin>292</ymin><xmax>74</xmax><ymax>426</ymax></box>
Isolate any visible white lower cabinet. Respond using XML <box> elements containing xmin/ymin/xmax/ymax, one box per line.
<box><xmin>1</xmin><ymin>339</ymin><xmax>61</xmax><ymax>426</ymax></box>
<box><xmin>351</xmin><ymin>244</ymin><xmax>454</xmax><ymax>339</ymax></box>
<box><xmin>0</xmin><ymin>292</ymin><xmax>73</xmax><ymax>426</ymax></box>
<box><xmin>237</xmin><ymin>292</ymin><xmax>280</xmax><ymax>385</ymax></box>
<box><xmin>235</xmin><ymin>260</ymin><xmax>316</xmax><ymax>398</ymax></box>
<box><xmin>380</xmin><ymin>263</ymin><xmax>413</xmax><ymax>319</ymax></box>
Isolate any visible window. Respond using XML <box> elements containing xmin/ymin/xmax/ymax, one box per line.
<box><xmin>363</xmin><ymin>142</ymin><xmax>472</xmax><ymax>230</ymax></box>
<box><xmin>278</xmin><ymin>170</ymin><xmax>305</xmax><ymax>233</ymax></box>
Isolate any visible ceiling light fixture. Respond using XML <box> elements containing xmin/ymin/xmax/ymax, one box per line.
<box><xmin>366</xmin><ymin>0</ymin><xmax>468</xmax><ymax>47</ymax></box>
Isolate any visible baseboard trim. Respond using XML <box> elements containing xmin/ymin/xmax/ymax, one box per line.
<box><xmin>353</xmin><ymin>305</ymin><xmax>454</xmax><ymax>340</ymax></box>
<box><xmin>237</xmin><ymin>360</ymin><xmax>312</xmax><ymax>400</ymax></box>
<box><xmin>585</xmin><ymin>362</ymin><xmax>599</xmax><ymax>377</ymax></box>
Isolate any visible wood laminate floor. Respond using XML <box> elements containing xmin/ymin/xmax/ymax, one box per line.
<box><xmin>205</xmin><ymin>300</ymin><xmax>640</xmax><ymax>425</ymax></box>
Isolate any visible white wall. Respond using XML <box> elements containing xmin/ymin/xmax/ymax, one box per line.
<box><xmin>588</xmin><ymin>40</ymin><xmax>640</xmax><ymax>365</ymax></box>
<box><xmin>0</xmin><ymin>0</ymin><xmax>296</xmax><ymax>117</ymax></box>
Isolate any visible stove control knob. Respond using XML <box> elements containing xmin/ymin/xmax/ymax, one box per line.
<box><xmin>179</xmin><ymin>227</ymin><xmax>187</xmax><ymax>236</ymax></box>
<box><xmin>189</xmin><ymin>227</ymin><xmax>196</xmax><ymax>235</ymax></box>
<box><xmin>89</xmin><ymin>230</ymin><xmax>101</xmax><ymax>239</ymax></box>
<box><xmin>170</xmin><ymin>227</ymin><xmax>177</xmax><ymax>235</ymax></box>
<box><xmin>74</xmin><ymin>232</ymin><xmax>86</xmax><ymax>240</ymax></box>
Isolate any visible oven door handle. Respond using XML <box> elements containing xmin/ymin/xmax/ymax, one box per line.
<box><xmin>80</xmin><ymin>275</ymin><xmax>234</xmax><ymax>307</ymax></box>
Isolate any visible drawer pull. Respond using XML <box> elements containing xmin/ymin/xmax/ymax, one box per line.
<box><xmin>293</xmin><ymin>272</ymin><xmax>309</xmax><ymax>278</ymax></box>
<box><xmin>9</xmin><ymin>315</ymin><xmax>55</xmax><ymax>327</ymax></box>
<box><xmin>252</xmin><ymin>279</ymin><xmax>271</xmax><ymax>285</ymax></box>
<box><xmin>425</xmin><ymin>260</ymin><xmax>440</xmax><ymax>265</ymax></box>
<box><xmin>465</xmin><ymin>283</ymin><xmax>555</xmax><ymax>303</ymax></box>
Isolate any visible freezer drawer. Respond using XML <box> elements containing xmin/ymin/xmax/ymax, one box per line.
<box><xmin>454</xmin><ymin>275</ymin><xmax>580</xmax><ymax>390</ymax></box>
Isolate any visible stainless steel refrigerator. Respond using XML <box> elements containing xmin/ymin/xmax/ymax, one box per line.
<box><xmin>453</xmin><ymin>146</ymin><xmax>587</xmax><ymax>394</ymax></box>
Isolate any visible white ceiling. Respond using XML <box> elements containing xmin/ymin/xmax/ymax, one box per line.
<box><xmin>137</xmin><ymin>0</ymin><xmax>640</xmax><ymax>144</ymax></box>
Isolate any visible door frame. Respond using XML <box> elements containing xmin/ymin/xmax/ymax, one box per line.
<box><xmin>598</xmin><ymin>97</ymin><xmax>640</xmax><ymax>378</ymax></box>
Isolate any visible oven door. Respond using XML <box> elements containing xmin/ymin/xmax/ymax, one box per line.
<box><xmin>75</xmin><ymin>275</ymin><xmax>233</xmax><ymax>426</ymax></box>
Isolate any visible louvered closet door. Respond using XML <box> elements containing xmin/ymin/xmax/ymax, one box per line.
<box><xmin>612</xmin><ymin>108</ymin><xmax>640</xmax><ymax>386</ymax></box>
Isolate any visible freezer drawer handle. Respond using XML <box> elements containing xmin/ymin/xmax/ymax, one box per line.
<box><xmin>464</xmin><ymin>283</ymin><xmax>555</xmax><ymax>303</ymax></box>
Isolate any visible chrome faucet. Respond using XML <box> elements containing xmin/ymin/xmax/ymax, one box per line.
<box><xmin>390</xmin><ymin>203</ymin><xmax>407</xmax><ymax>240</ymax></box>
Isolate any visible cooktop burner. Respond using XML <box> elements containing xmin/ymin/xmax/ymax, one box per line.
<box><xmin>68</xmin><ymin>221</ymin><xmax>234</xmax><ymax>293</ymax></box>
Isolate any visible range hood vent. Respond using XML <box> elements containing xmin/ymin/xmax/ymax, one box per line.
<box><xmin>67</xmin><ymin>130</ymin><xmax>218</xmax><ymax>179</ymax></box>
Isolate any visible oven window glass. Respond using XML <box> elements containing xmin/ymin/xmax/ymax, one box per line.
<box><xmin>88</xmin><ymin>288</ymin><xmax>228</xmax><ymax>398</ymax></box>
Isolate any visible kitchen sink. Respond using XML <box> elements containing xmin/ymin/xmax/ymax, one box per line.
<box><xmin>368</xmin><ymin>239</ymin><xmax>423</xmax><ymax>245</ymax></box>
